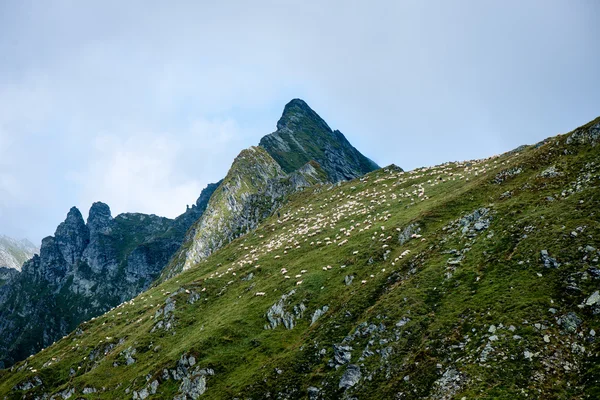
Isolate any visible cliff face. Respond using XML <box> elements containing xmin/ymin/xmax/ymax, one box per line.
<box><xmin>161</xmin><ymin>148</ymin><xmax>328</xmax><ymax>279</ymax></box>
<box><xmin>259</xmin><ymin>99</ymin><xmax>381</xmax><ymax>182</ymax></box>
<box><xmin>0</xmin><ymin>182</ymin><xmax>219</xmax><ymax>368</ymax></box>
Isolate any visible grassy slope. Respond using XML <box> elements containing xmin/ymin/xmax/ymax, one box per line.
<box><xmin>1</xmin><ymin>119</ymin><xmax>599</xmax><ymax>399</ymax></box>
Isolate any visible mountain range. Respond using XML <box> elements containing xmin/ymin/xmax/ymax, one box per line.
<box><xmin>0</xmin><ymin>101</ymin><xmax>599</xmax><ymax>399</ymax></box>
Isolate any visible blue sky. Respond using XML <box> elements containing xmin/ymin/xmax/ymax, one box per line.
<box><xmin>0</xmin><ymin>0</ymin><xmax>598</xmax><ymax>243</ymax></box>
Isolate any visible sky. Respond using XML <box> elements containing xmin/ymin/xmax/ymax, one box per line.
<box><xmin>0</xmin><ymin>0</ymin><xmax>598</xmax><ymax>244</ymax></box>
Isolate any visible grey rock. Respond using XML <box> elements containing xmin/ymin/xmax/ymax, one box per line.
<box><xmin>311</xmin><ymin>306</ymin><xmax>329</xmax><ymax>325</ymax></box>
<box><xmin>566</xmin><ymin>122</ymin><xmax>600</xmax><ymax>146</ymax></box>
<box><xmin>430</xmin><ymin>368</ymin><xmax>466</xmax><ymax>400</ymax></box>
<box><xmin>307</xmin><ymin>386</ymin><xmax>321</xmax><ymax>400</ymax></box>
<box><xmin>494</xmin><ymin>167</ymin><xmax>522</xmax><ymax>184</ymax></box>
<box><xmin>344</xmin><ymin>275</ymin><xmax>354</xmax><ymax>286</ymax></box>
<box><xmin>59</xmin><ymin>388</ymin><xmax>74</xmax><ymax>399</ymax></box>
<box><xmin>398</xmin><ymin>223</ymin><xmax>421</xmax><ymax>245</ymax></box>
<box><xmin>339</xmin><ymin>364</ymin><xmax>361</xmax><ymax>389</ymax></box>
<box><xmin>133</xmin><ymin>388</ymin><xmax>148</xmax><ymax>400</ymax></box>
<box><xmin>333</xmin><ymin>344</ymin><xmax>353</xmax><ymax>366</ymax></box>
<box><xmin>13</xmin><ymin>375</ymin><xmax>43</xmax><ymax>391</ymax></box>
<box><xmin>539</xmin><ymin>165</ymin><xmax>562</xmax><ymax>178</ymax></box>
<box><xmin>179</xmin><ymin>375</ymin><xmax>206</xmax><ymax>399</ymax></box>
<box><xmin>585</xmin><ymin>291</ymin><xmax>600</xmax><ymax>306</ymax></box>
<box><xmin>265</xmin><ymin>290</ymin><xmax>304</xmax><ymax>330</ymax></box>
<box><xmin>540</xmin><ymin>250</ymin><xmax>560</xmax><ymax>268</ymax></box>
<box><xmin>557</xmin><ymin>312</ymin><xmax>582</xmax><ymax>333</ymax></box>
<box><xmin>150</xmin><ymin>380</ymin><xmax>159</xmax><ymax>394</ymax></box>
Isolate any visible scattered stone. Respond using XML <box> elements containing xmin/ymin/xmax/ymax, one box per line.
<box><xmin>557</xmin><ymin>312</ymin><xmax>582</xmax><ymax>333</ymax></box>
<box><xmin>59</xmin><ymin>388</ymin><xmax>75</xmax><ymax>399</ymax></box>
<box><xmin>585</xmin><ymin>291</ymin><xmax>600</xmax><ymax>306</ymax></box>
<box><xmin>13</xmin><ymin>376</ymin><xmax>42</xmax><ymax>391</ymax></box>
<box><xmin>121</xmin><ymin>347</ymin><xmax>137</xmax><ymax>366</ymax></box>
<box><xmin>333</xmin><ymin>344</ymin><xmax>353</xmax><ymax>366</ymax></box>
<box><xmin>539</xmin><ymin>166</ymin><xmax>562</xmax><ymax>178</ymax></box>
<box><xmin>540</xmin><ymin>250</ymin><xmax>559</xmax><ymax>268</ymax></box>
<box><xmin>344</xmin><ymin>275</ymin><xmax>354</xmax><ymax>286</ymax></box>
<box><xmin>430</xmin><ymin>368</ymin><xmax>466</xmax><ymax>400</ymax></box>
<box><xmin>307</xmin><ymin>386</ymin><xmax>321</xmax><ymax>400</ymax></box>
<box><xmin>543</xmin><ymin>335</ymin><xmax>550</xmax><ymax>343</ymax></box>
<box><xmin>179</xmin><ymin>375</ymin><xmax>206</xmax><ymax>399</ymax></box>
<box><xmin>398</xmin><ymin>223</ymin><xmax>421</xmax><ymax>245</ymax></box>
<box><xmin>311</xmin><ymin>306</ymin><xmax>329</xmax><ymax>325</ymax></box>
<box><xmin>264</xmin><ymin>290</ymin><xmax>305</xmax><ymax>330</ymax></box>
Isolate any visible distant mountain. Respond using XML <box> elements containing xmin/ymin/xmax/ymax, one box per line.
<box><xmin>259</xmin><ymin>99</ymin><xmax>380</xmax><ymax>182</ymax></box>
<box><xmin>0</xmin><ymin>182</ymin><xmax>219</xmax><ymax>368</ymax></box>
<box><xmin>0</xmin><ymin>235</ymin><xmax>38</xmax><ymax>272</ymax></box>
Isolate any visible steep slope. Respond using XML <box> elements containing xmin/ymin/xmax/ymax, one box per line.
<box><xmin>0</xmin><ymin>183</ymin><xmax>219</xmax><ymax>369</ymax></box>
<box><xmin>162</xmin><ymin>100</ymin><xmax>377</xmax><ymax>280</ymax></box>
<box><xmin>161</xmin><ymin>148</ymin><xmax>328</xmax><ymax>279</ymax></box>
<box><xmin>259</xmin><ymin>99</ymin><xmax>380</xmax><ymax>182</ymax></box>
<box><xmin>0</xmin><ymin>235</ymin><xmax>38</xmax><ymax>272</ymax></box>
<box><xmin>3</xmin><ymin>117</ymin><xmax>599</xmax><ymax>399</ymax></box>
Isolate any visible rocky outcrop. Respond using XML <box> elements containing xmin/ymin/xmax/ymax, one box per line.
<box><xmin>259</xmin><ymin>99</ymin><xmax>380</xmax><ymax>182</ymax></box>
<box><xmin>566</xmin><ymin>118</ymin><xmax>600</xmax><ymax>146</ymax></box>
<box><xmin>0</xmin><ymin>183</ymin><xmax>220</xmax><ymax>368</ymax></box>
<box><xmin>177</xmin><ymin>147</ymin><xmax>327</xmax><ymax>274</ymax></box>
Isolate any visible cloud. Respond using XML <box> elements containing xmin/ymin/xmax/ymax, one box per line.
<box><xmin>69</xmin><ymin>117</ymin><xmax>245</xmax><ymax>219</ymax></box>
<box><xmin>0</xmin><ymin>0</ymin><xmax>598</xmax><ymax>242</ymax></box>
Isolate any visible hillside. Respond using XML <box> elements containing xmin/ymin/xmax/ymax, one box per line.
<box><xmin>1</xmin><ymin>117</ymin><xmax>598</xmax><ymax>399</ymax></box>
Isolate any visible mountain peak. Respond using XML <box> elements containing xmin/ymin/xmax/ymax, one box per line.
<box><xmin>87</xmin><ymin>202</ymin><xmax>113</xmax><ymax>235</ymax></box>
<box><xmin>276</xmin><ymin>98</ymin><xmax>332</xmax><ymax>134</ymax></box>
<box><xmin>261</xmin><ymin>99</ymin><xmax>380</xmax><ymax>181</ymax></box>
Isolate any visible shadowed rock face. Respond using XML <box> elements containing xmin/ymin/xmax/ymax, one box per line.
<box><xmin>0</xmin><ymin>182</ymin><xmax>220</xmax><ymax>368</ymax></box>
<box><xmin>259</xmin><ymin>99</ymin><xmax>381</xmax><ymax>182</ymax></box>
